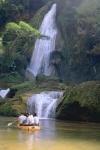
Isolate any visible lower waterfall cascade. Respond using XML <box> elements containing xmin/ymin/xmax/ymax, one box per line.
<box><xmin>27</xmin><ymin>91</ymin><xmax>63</xmax><ymax>119</ymax></box>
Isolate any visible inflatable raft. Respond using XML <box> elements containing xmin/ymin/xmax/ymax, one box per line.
<box><xmin>17</xmin><ymin>124</ymin><xmax>40</xmax><ymax>131</ymax></box>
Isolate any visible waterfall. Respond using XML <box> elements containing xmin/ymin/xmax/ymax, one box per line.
<box><xmin>27</xmin><ymin>91</ymin><xmax>63</xmax><ymax>118</ymax></box>
<box><xmin>0</xmin><ymin>88</ymin><xmax>10</xmax><ymax>99</ymax></box>
<box><xmin>27</xmin><ymin>4</ymin><xmax>58</xmax><ymax>77</ymax></box>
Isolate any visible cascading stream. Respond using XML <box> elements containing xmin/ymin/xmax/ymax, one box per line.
<box><xmin>27</xmin><ymin>91</ymin><xmax>63</xmax><ymax>118</ymax></box>
<box><xmin>27</xmin><ymin>4</ymin><xmax>58</xmax><ymax>77</ymax></box>
<box><xmin>0</xmin><ymin>88</ymin><xmax>10</xmax><ymax>99</ymax></box>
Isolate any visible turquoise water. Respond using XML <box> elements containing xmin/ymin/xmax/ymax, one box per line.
<box><xmin>0</xmin><ymin>117</ymin><xmax>100</xmax><ymax>150</ymax></box>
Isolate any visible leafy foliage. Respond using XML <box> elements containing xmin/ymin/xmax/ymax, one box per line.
<box><xmin>0</xmin><ymin>0</ymin><xmax>44</xmax><ymax>27</ymax></box>
<box><xmin>1</xmin><ymin>21</ymin><xmax>40</xmax><ymax>74</ymax></box>
<box><xmin>0</xmin><ymin>103</ymin><xmax>17</xmax><ymax>116</ymax></box>
<box><xmin>0</xmin><ymin>98</ymin><xmax>26</xmax><ymax>116</ymax></box>
<box><xmin>0</xmin><ymin>37</ymin><xmax>3</xmax><ymax>54</ymax></box>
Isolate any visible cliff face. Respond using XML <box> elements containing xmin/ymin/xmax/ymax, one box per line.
<box><xmin>31</xmin><ymin>0</ymin><xmax>100</xmax><ymax>83</ymax></box>
<box><xmin>56</xmin><ymin>0</ymin><xmax>100</xmax><ymax>83</ymax></box>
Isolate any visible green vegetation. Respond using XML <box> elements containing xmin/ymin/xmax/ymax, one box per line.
<box><xmin>0</xmin><ymin>98</ymin><xmax>26</xmax><ymax>116</ymax></box>
<box><xmin>55</xmin><ymin>0</ymin><xmax>100</xmax><ymax>82</ymax></box>
<box><xmin>0</xmin><ymin>72</ymin><xmax>24</xmax><ymax>87</ymax></box>
<box><xmin>0</xmin><ymin>0</ymin><xmax>49</xmax><ymax>116</ymax></box>
<box><xmin>1</xmin><ymin>21</ymin><xmax>40</xmax><ymax>75</ymax></box>
<box><xmin>0</xmin><ymin>0</ymin><xmax>45</xmax><ymax>27</ymax></box>
<box><xmin>0</xmin><ymin>37</ymin><xmax>3</xmax><ymax>54</ymax></box>
<box><xmin>31</xmin><ymin>1</ymin><xmax>53</xmax><ymax>28</ymax></box>
<box><xmin>56</xmin><ymin>81</ymin><xmax>100</xmax><ymax>122</ymax></box>
<box><xmin>78</xmin><ymin>0</ymin><xmax>100</xmax><ymax>15</ymax></box>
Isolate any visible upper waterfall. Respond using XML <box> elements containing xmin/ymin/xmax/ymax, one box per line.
<box><xmin>27</xmin><ymin>4</ymin><xmax>58</xmax><ymax>77</ymax></box>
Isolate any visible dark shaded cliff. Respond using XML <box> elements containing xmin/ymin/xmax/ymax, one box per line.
<box><xmin>30</xmin><ymin>0</ymin><xmax>100</xmax><ymax>83</ymax></box>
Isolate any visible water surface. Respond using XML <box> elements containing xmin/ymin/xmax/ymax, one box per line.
<box><xmin>0</xmin><ymin>117</ymin><xmax>100</xmax><ymax>150</ymax></box>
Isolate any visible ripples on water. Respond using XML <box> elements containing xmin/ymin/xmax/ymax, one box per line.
<box><xmin>0</xmin><ymin>117</ymin><xmax>100</xmax><ymax>150</ymax></box>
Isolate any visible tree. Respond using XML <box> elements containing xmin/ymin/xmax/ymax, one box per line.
<box><xmin>1</xmin><ymin>21</ymin><xmax>40</xmax><ymax>74</ymax></box>
<box><xmin>0</xmin><ymin>0</ymin><xmax>44</xmax><ymax>27</ymax></box>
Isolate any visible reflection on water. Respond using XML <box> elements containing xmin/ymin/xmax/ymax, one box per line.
<box><xmin>0</xmin><ymin>117</ymin><xmax>100</xmax><ymax>150</ymax></box>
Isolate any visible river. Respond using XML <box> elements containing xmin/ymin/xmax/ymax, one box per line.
<box><xmin>0</xmin><ymin>117</ymin><xmax>100</xmax><ymax>150</ymax></box>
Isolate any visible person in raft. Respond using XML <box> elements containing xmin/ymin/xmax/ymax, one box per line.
<box><xmin>33</xmin><ymin>113</ymin><xmax>39</xmax><ymax>126</ymax></box>
<box><xmin>18</xmin><ymin>112</ymin><xmax>39</xmax><ymax>126</ymax></box>
<box><xmin>26</xmin><ymin>113</ymin><xmax>39</xmax><ymax>126</ymax></box>
<box><xmin>26</xmin><ymin>113</ymin><xmax>34</xmax><ymax>125</ymax></box>
<box><xmin>18</xmin><ymin>113</ymin><xmax>27</xmax><ymax>125</ymax></box>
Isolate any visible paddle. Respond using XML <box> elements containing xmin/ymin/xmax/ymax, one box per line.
<box><xmin>7</xmin><ymin>120</ymin><xmax>18</xmax><ymax>127</ymax></box>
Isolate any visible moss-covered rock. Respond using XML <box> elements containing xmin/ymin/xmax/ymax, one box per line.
<box><xmin>0</xmin><ymin>72</ymin><xmax>24</xmax><ymax>88</ymax></box>
<box><xmin>0</xmin><ymin>98</ymin><xmax>26</xmax><ymax>116</ymax></box>
<box><xmin>56</xmin><ymin>81</ymin><xmax>100</xmax><ymax>122</ymax></box>
<box><xmin>30</xmin><ymin>1</ymin><xmax>54</xmax><ymax>29</ymax></box>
